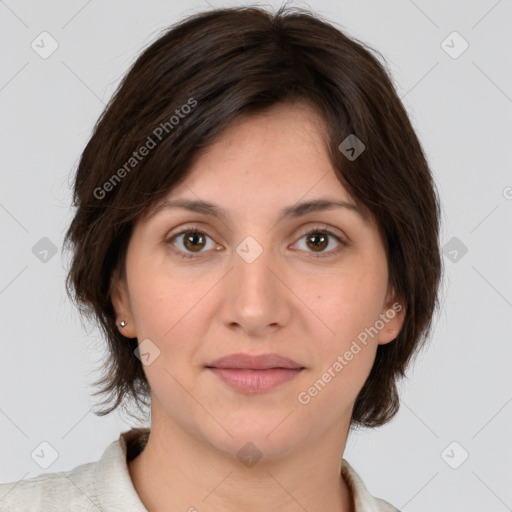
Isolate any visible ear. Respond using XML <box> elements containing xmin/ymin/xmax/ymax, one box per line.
<box><xmin>377</xmin><ymin>286</ymin><xmax>406</xmax><ymax>345</ymax></box>
<box><xmin>110</xmin><ymin>268</ymin><xmax>137</xmax><ymax>338</ymax></box>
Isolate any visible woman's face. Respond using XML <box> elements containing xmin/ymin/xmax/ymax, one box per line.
<box><xmin>113</xmin><ymin>101</ymin><xmax>404</xmax><ymax>459</ymax></box>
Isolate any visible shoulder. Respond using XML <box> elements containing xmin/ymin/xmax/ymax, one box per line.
<box><xmin>341</xmin><ymin>458</ymin><xmax>401</xmax><ymax>512</ymax></box>
<box><xmin>374</xmin><ymin>496</ymin><xmax>402</xmax><ymax>511</ymax></box>
<box><xmin>0</xmin><ymin>459</ymin><xmax>98</xmax><ymax>512</ymax></box>
<box><xmin>0</xmin><ymin>429</ymin><xmax>149</xmax><ymax>511</ymax></box>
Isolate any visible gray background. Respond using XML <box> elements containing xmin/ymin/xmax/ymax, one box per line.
<box><xmin>1</xmin><ymin>1</ymin><xmax>511</xmax><ymax>511</ymax></box>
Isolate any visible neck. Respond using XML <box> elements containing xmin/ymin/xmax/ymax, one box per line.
<box><xmin>127</xmin><ymin>418</ymin><xmax>354</xmax><ymax>512</ymax></box>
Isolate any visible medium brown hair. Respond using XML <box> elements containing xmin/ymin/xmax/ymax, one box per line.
<box><xmin>63</xmin><ymin>4</ymin><xmax>443</xmax><ymax>428</ymax></box>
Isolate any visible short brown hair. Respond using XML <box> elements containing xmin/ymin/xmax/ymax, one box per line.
<box><xmin>63</xmin><ymin>5</ymin><xmax>443</xmax><ymax>428</ymax></box>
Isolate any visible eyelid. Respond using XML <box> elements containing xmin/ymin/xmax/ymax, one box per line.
<box><xmin>291</xmin><ymin>224</ymin><xmax>347</xmax><ymax>258</ymax></box>
<box><xmin>165</xmin><ymin>223</ymin><xmax>347</xmax><ymax>259</ymax></box>
<box><xmin>297</xmin><ymin>223</ymin><xmax>346</xmax><ymax>243</ymax></box>
<box><xmin>164</xmin><ymin>224</ymin><xmax>220</xmax><ymax>259</ymax></box>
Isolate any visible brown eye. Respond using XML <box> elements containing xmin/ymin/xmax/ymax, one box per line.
<box><xmin>306</xmin><ymin>232</ymin><xmax>329</xmax><ymax>252</ymax></box>
<box><xmin>182</xmin><ymin>231</ymin><xmax>207</xmax><ymax>252</ymax></box>
<box><xmin>167</xmin><ymin>226</ymin><xmax>216</xmax><ymax>258</ymax></box>
<box><xmin>293</xmin><ymin>227</ymin><xmax>346</xmax><ymax>258</ymax></box>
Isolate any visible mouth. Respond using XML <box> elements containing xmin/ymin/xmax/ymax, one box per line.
<box><xmin>205</xmin><ymin>353</ymin><xmax>305</xmax><ymax>393</ymax></box>
<box><xmin>206</xmin><ymin>367</ymin><xmax>304</xmax><ymax>393</ymax></box>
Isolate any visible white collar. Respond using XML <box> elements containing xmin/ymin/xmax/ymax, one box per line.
<box><xmin>94</xmin><ymin>428</ymin><xmax>393</xmax><ymax>512</ymax></box>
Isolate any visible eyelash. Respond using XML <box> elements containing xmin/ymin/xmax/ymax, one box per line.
<box><xmin>165</xmin><ymin>224</ymin><xmax>347</xmax><ymax>260</ymax></box>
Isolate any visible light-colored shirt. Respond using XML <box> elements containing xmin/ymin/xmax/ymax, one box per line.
<box><xmin>0</xmin><ymin>428</ymin><xmax>400</xmax><ymax>511</ymax></box>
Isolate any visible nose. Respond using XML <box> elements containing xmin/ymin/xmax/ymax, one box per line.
<box><xmin>219</xmin><ymin>237</ymin><xmax>293</xmax><ymax>337</ymax></box>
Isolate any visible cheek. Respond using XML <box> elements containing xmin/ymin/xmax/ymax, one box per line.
<box><xmin>299</xmin><ymin>266</ymin><xmax>386</xmax><ymax>400</ymax></box>
<box><xmin>304</xmin><ymin>264</ymin><xmax>387</xmax><ymax>341</ymax></box>
<box><xmin>302</xmin><ymin>274</ymin><xmax>382</xmax><ymax>408</ymax></box>
<box><xmin>127</xmin><ymin>248</ymin><xmax>211</xmax><ymax>339</ymax></box>
<box><xmin>131</xmin><ymin>280</ymin><xmax>182</xmax><ymax>337</ymax></box>
<box><xmin>127</xmin><ymin>267</ymin><xmax>214</xmax><ymax>370</ymax></box>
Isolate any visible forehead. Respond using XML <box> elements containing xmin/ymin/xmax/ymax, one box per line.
<box><xmin>158</xmin><ymin>103</ymin><xmax>343</xmax><ymax>199</ymax></box>
<box><xmin>142</xmin><ymin>101</ymin><xmax>371</xmax><ymax>227</ymax></box>
<box><xmin>204</xmin><ymin>100</ymin><xmax>330</xmax><ymax>159</ymax></box>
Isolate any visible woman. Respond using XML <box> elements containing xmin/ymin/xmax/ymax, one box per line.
<box><xmin>0</xmin><ymin>5</ymin><xmax>442</xmax><ymax>511</ymax></box>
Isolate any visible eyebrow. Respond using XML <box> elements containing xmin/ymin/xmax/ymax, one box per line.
<box><xmin>147</xmin><ymin>197</ymin><xmax>366</xmax><ymax>224</ymax></box>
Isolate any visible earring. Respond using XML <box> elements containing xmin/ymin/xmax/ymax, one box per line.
<box><xmin>119</xmin><ymin>320</ymin><xmax>127</xmax><ymax>327</ymax></box>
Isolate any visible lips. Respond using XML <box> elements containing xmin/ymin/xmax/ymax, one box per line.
<box><xmin>205</xmin><ymin>353</ymin><xmax>304</xmax><ymax>370</ymax></box>
<box><xmin>205</xmin><ymin>353</ymin><xmax>305</xmax><ymax>393</ymax></box>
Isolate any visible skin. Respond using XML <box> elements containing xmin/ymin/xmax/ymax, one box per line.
<box><xmin>112</xmin><ymin>101</ymin><xmax>405</xmax><ymax>512</ymax></box>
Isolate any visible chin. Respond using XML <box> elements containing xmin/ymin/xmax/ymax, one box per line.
<box><xmin>201</xmin><ymin>410</ymin><xmax>306</xmax><ymax>462</ymax></box>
